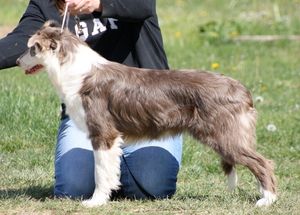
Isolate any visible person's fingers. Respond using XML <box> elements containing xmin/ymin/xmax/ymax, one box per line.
<box><xmin>73</xmin><ymin>0</ymin><xmax>86</xmax><ymax>12</ymax></box>
<box><xmin>65</xmin><ymin>0</ymin><xmax>79</xmax><ymax>7</ymax></box>
<box><xmin>67</xmin><ymin>0</ymin><xmax>100</xmax><ymax>15</ymax></box>
<box><xmin>66</xmin><ymin>0</ymin><xmax>84</xmax><ymax>15</ymax></box>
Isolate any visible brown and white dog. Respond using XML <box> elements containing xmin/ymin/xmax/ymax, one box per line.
<box><xmin>17</xmin><ymin>21</ymin><xmax>276</xmax><ymax>207</ymax></box>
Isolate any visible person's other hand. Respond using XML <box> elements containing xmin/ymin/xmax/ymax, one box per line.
<box><xmin>66</xmin><ymin>0</ymin><xmax>102</xmax><ymax>15</ymax></box>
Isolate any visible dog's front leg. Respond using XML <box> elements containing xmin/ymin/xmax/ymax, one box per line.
<box><xmin>82</xmin><ymin>135</ymin><xmax>123</xmax><ymax>207</ymax></box>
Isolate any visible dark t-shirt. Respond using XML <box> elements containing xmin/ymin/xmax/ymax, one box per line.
<box><xmin>0</xmin><ymin>0</ymin><xmax>169</xmax><ymax>70</ymax></box>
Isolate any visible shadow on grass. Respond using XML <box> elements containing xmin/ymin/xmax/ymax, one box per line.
<box><xmin>175</xmin><ymin>194</ymin><xmax>212</xmax><ymax>201</ymax></box>
<box><xmin>0</xmin><ymin>185</ymin><xmax>54</xmax><ymax>201</ymax></box>
<box><xmin>175</xmin><ymin>188</ymin><xmax>259</xmax><ymax>203</ymax></box>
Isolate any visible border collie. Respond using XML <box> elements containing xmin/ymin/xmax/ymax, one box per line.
<box><xmin>16</xmin><ymin>21</ymin><xmax>276</xmax><ymax>207</ymax></box>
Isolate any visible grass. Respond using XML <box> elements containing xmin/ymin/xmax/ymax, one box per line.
<box><xmin>1</xmin><ymin>0</ymin><xmax>300</xmax><ymax>214</ymax></box>
<box><xmin>0</xmin><ymin>1</ymin><xmax>28</xmax><ymax>26</ymax></box>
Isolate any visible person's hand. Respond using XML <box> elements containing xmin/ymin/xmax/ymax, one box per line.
<box><xmin>65</xmin><ymin>0</ymin><xmax>102</xmax><ymax>15</ymax></box>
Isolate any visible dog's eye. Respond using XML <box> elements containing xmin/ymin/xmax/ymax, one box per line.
<box><xmin>30</xmin><ymin>42</ymin><xmax>42</xmax><ymax>56</ymax></box>
<box><xmin>29</xmin><ymin>46</ymin><xmax>36</xmax><ymax>57</ymax></box>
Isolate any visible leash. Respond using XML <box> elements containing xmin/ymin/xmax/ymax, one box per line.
<box><xmin>61</xmin><ymin>2</ymin><xmax>70</xmax><ymax>32</ymax></box>
<box><xmin>60</xmin><ymin>2</ymin><xmax>84</xmax><ymax>39</ymax></box>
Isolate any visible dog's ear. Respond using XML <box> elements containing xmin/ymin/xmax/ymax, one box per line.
<box><xmin>50</xmin><ymin>39</ymin><xmax>58</xmax><ymax>50</ymax></box>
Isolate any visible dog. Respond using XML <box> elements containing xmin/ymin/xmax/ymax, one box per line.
<box><xmin>16</xmin><ymin>21</ymin><xmax>277</xmax><ymax>207</ymax></box>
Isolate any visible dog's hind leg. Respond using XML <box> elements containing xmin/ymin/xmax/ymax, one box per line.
<box><xmin>232</xmin><ymin>112</ymin><xmax>276</xmax><ymax>206</ymax></box>
<box><xmin>224</xmin><ymin>128</ymin><xmax>276</xmax><ymax>206</ymax></box>
<box><xmin>221</xmin><ymin>160</ymin><xmax>237</xmax><ymax>192</ymax></box>
<box><xmin>82</xmin><ymin>135</ymin><xmax>123</xmax><ymax>207</ymax></box>
<box><xmin>212</xmin><ymin>140</ymin><xmax>276</xmax><ymax>206</ymax></box>
<box><xmin>189</xmin><ymin>110</ymin><xmax>276</xmax><ymax>206</ymax></box>
<box><xmin>225</xmin><ymin>128</ymin><xmax>276</xmax><ymax>206</ymax></box>
<box><xmin>235</xmin><ymin>149</ymin><xmax>277</xmax><ymax>207</ymax></box>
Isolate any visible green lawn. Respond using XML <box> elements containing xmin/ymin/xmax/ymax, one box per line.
<box><xmin>0</xmin><ymin>0</ymin><xmax>299</xmax><ymax>214</ymax></box>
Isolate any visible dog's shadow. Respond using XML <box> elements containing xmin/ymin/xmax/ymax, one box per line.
<box><xmin>0</xmin><ymin>185</ymin><xmax>54</xmax><ymax>201</ymax></box>
<box><xmin>0</xmin><ymin>186</ymin><xmax>259</xmax><ymax>204</ymax></box>
<box><xmin>175</xmin><ymin>188</ymin><xmax>259</xmax><ymax>203</ymax></box>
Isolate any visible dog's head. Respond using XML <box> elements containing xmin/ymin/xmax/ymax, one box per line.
<box><xmin>16</xmin><ymin>20</ymin><xmax>82</xmax><ymax>74</ymax></box>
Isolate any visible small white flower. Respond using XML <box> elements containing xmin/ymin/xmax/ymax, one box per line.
<box><xmin>295</xmin><ymin>104</ymin><xmax>300</xmax><ymax>110</ymax></box>
<box><xmin>255</xmin><ymin>96</ymin><xmax>264</xmax><ymax>103</ymax></box>
<box><xmin>266</xmin><ymin>124</ymin><xmax>277</xmax><ymax>132</ymax></box>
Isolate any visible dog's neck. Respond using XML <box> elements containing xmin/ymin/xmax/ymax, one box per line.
<box><xmin>45</xmin><ymin>43</ymin><xmax>108</xmax><ymax>102</ymax></box>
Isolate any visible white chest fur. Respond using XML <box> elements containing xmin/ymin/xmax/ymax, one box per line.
<box><xmin>64</xmin><ymin>95</ymin><xmax>89</xmax><ymax>132</ymax></box>
<box><xmin>47</xmin><ymin>45</ymin><xmax>107</xmax><ymax>133</ymax></box>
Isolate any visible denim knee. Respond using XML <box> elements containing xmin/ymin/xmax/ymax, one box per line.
<box><xmin>54</xmin><ymin>117</ymin><xmax>181</xmax><ymax>200</ymax></box>
<box><xmin>55</xmin><ymin>147</ymin><xmax>180</xmax><ymax>200</ymax></box>
<box><xmin>119</xmin><ymin>147</ymin><xmax>179</xmax><ymax>199</ymax></box>
<box><xmin>54</xmin><ymin>148</ymin><xmax>95</xmax><ymax>199</ymax></box>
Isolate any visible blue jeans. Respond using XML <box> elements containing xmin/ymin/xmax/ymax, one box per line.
<box><xmin>54</xmin><ymin>117</ymin><xmax>182</xmax><ymax>200</ymax></box>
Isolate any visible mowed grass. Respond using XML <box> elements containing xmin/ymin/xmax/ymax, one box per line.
<box><xmin>0</xmin><ymin>0</ymin><xmax>299</xmax><ymax>214</ymax></box>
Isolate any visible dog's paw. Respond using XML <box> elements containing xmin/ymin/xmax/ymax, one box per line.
<box><xmin>82</xmin><ymin>198</ymin><xmax>107</xmax><ymax>207</ymax></box>
<box><xmin>255</xmin><ymin>191</ymin><xmax>277</xmax><ymax>207</ymax></box>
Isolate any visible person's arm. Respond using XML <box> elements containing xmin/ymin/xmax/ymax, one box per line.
<box><xmin>67</xmin><ymin>0</ymin><xmax>156</xmax><ymax>21</ymax></box>
<box><xmin>0</xmin><ymin>0</ymin><xmax>46</xmax><ymax>69</ymax></box>
<box><xmin>101</xmin><ymin>0</ymin><xmax>156</xmax><ymax>20</ymax></box>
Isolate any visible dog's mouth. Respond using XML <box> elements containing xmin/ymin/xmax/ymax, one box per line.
<box><xmin>25</xmin><ymin>64</ymin><xmax>44</xmax><ymax>75</ymax></box>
